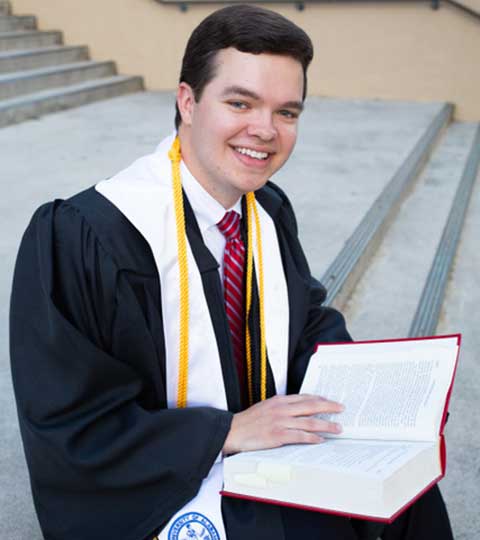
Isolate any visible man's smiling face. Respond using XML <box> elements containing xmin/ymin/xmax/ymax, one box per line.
<box><xmin>177</xmin><ymin>47</ymin><xmax>304</xmax><ymax>208</ymax></box>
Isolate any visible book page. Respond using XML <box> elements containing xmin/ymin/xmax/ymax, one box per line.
<box><xmin>301</xmin><ymin>338</ymin><xmax>458</xmax><ymax>441</ymax></box>
<box><xmin>231</xmin><ymin>439</ymin><xmax>436</xmax><ymax>480</ymax></box>
<box><xmin>224</xmin><ymin>438</ymin><xmax>442</xmax><ymax>520</ymax></box>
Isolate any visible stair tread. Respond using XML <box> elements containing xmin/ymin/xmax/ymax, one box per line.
<box><xmin>0</xmin><ymin>29</ymin><xmax>60</xmax><ymax>38</ymax></box>
<box><xmin>0</xmin><ymin>74</ymin><xmax>142</xmax><ymax>108</ymax></box>
<box><xmin>0</xmin><ymin>15</ymin><xmax>35</xmax><ymax>19</ymax></box>
<box><xmin>0</xmin><ymin>60</ymin><xmax>113</xmax><ymax>82</ymax></box>
<box><xmin>0</xmin><ymin>44</ymin><xmax>85</xmax><ymax>59</ymax></box>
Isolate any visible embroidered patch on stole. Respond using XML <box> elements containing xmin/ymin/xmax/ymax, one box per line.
<box><xmin>168</xmin><ymin>512</ymin><xmax>220</xmax><ymax>540</ymax></box>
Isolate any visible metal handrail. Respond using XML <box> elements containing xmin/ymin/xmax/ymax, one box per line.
<box><xmin>156</xmin><ymin>0</ymin><xmax>431</xmax><ymax>13</ymax></box>
<box><xmin>155</xmin><ymin>0</ymin><xmax>480</xmax><ymax>20</ymax></box>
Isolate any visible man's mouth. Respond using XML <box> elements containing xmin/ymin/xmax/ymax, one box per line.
<box><xmin>234</xmin><ymin>146</ymin><xmax>269</xmax><ymax>161</ymax></box>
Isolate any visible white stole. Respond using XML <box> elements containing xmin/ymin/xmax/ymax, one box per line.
<box><xmin>96</xmin><ymin>134</ymin><xmax>290</xmax><ymax>539</ymax></box>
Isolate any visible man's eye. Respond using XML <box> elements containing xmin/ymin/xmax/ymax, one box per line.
<box><xmin>228</xmin><ymin>101</ymin><xmax>248</xmax><ymax>110</ymax></box>
<box><xmin>278</xmin><ymin>110</ymin><xmax>298</xmax><ymax>119</ymax></box>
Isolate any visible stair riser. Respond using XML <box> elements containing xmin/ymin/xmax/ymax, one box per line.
<box><xmin>0</xmin><ymin>2</ymin><xmax>10</xmax><ymax>16</ymax></box>
<box><xmin>0</xmin><ymin>63</ymin><xmax>116</xmax><ymax>99</ymax></box>
<box><xmin>0</xmin><ymin>32</ymin><xmax>62</xmax><ymax>52</ymax></box>
<box><xmin>0</xmin><ymin>16</ymin><xmax>37</xmax><ymax>32</ymax></box>
<box><xmin>0</xmin><ymin>47</ymin><xmax>89</xmax><ymax>74</ymax></box>
<box><xmin>0</xmin><ymin>77</ymin><xmax>143</xmax><ymax>127</ymax></box>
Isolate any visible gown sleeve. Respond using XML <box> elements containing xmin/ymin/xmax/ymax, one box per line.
<box><xmin>9</xmin><ymin>201</ymin><xmax>232</xmax><ymax>540</ymax></box>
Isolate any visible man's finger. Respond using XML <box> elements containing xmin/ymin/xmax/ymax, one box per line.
<box><xmin>283</xmin><ymin>397</ymin><xmax>344</xmax><ymax>417</ymax></box>
<box><xmin>268</xmin><ymin>393</ymin><xmax>325</xmax><ymax>405</ymax></box>
<box><xmin>278</xmin><ymin>429</ymin><xmax>325</xmax><ymax>446</ymax></box>
<box><xmin>285</xmin><ymin>416</ymin><xmax>342</xmax><ymax>434</ymax></box>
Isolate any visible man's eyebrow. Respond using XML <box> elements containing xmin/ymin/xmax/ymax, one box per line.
<box><xmin>221</xmin><ymin>85</ymin><xmax>304</xmax><ymax>112</ymax></box>
<box><xmin>221</xmin><ymin>85</ymin><xmax>261</xmax><ymax>100</ymax></box>
<box><xmin>281</xmin><ymin>100</ymin><xmax>304</xmax><ymax>112</ymax></box>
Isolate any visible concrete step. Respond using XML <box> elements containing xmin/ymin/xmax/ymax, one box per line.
<box><xmin>0</xmin><ymin>1</ymin><xmax>10</xmax><ymax>16</ymax></box>
<box><xmin>0</xmin><ymin>15</ymin><xmax>36</xmax><ymax>32</ymax></box>
<box><xmin>0</xmin><ymin>45</ymin><xmax>89</xmax><ymax>74</ymax></box>
<box><xmin>0</xmin><ymin>60</ymin><xmax>116</xmax><ymax>100</ymax></box>
<box><xmin>0</xmin><ymin>74</ymin><xmax>144</xmax><ymax>127</ymax></box>
<box><xmin>409</xmin><ymin>124</ymin><xmax>480</xmax><ymax>336</ymax></box>
<box><xmin>317</xmin><ymin>102</ymin><xmax>451</xmax><ymax>310</ymax></box>
<box><xmin>341</xmin><ymin>122</ymin><xmax>480</xmax><ymax>340</ymax></box>
<box><xmin>0</xmin><ymin>30</ymin><xmax>62</xmax><ymax>52</ymax></box>
<box><xmin>276</xmin><ymin>99</ymin><xmax>453</xmax><ymax>307</ymax></box>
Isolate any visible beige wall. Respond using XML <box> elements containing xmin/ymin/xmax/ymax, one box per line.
<box><xmin>11</xmin><ymin>0</ymin><xmax>480</xmax><ymax>120</ymax></box>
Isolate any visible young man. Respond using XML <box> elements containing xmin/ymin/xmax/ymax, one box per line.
<box><xmin>10</xmin><ymin>5</ymin><xmax>453</xmax><ymax>540</ymax></box>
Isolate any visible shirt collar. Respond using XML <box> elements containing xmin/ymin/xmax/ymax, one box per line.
<box><xmin>180</xmin><ymin>160</ymin><xmax>243</xmax><ymax>235</ymax></box>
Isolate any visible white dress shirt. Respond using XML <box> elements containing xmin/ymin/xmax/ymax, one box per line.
<box><xmin>181</xmin><ymin>160</ymin><xmax>243</xmax><ymax>282</ymax></box>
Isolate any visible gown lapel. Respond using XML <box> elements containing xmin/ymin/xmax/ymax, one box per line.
<box><xmin>183</xmin><ymin>193</ymin><xmax>243</xmax><ymax>413</ymax></box>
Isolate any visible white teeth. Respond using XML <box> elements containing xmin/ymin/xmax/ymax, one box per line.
<box><xmin>235</xmin><ymin>147</ymin><xmax>268</xmax><ymax>160</ymax></box>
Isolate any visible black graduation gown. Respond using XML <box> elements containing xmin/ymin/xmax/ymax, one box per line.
<box><xmin>9</xmin><ymin>181</ymin><xmax>351</xmax><ymax>540</ymax></box>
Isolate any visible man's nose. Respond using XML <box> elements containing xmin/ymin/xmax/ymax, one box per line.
<box><xmin>247</xmin><ymin>112</ymin><xmax>277</xmax><ymax>141</ymax></box>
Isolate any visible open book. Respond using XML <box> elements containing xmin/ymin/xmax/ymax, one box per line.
<box><xmin>222</xmin><ymin>335</ymin><xmax>460</xmax><ymax>522</ymax></box>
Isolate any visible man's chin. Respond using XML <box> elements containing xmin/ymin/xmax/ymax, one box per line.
<box><xmin>236</xmin><ymin>177</ymin><xmax>270</xmax><ymax>195</ymax></box>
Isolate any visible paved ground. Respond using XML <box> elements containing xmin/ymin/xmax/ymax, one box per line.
<box><xmin>0</xmin><ymin>91</ymin><xmax>476</xmax><ymax>538</ymax></box>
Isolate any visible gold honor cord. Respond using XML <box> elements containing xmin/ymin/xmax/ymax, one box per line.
<box><xmin>244</xmin><ymin>196</ymin><xmax>254</xmax><ymax>405</ymax></box>
<box><xmin>168</xmin><ymin>137</ymin><xmax>190</xmax><ymax>408</ymax></box>
<box><xmin>251</xmin><ymin>195</ymin><xmax>267</xmax><ymax>402</ymax></box>
<box><xmin>245</xmin><ymin>192</ymin><xmax>268</xmax><ymax>404</ymax></box>
<box><xmin>169</xmin><ymin>137</ymin><xmax>267</xmax><ymax>408</ymax></box>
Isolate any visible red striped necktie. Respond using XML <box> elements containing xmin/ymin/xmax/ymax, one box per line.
<box><xmin>217</xmin><ymin>211</ymin><xmax>246</xmax><ymax>395</ymax></box>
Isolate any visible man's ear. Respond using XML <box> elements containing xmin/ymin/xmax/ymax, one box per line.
<box><xmin>176</xmin><ymin>82</ymin><xmax>196</xmax><ymax>126</ymax></box>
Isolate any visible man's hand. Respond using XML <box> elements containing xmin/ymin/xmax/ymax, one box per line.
<box><xmin>223</xmin><ymin>394</ymin><xmax>344</xmax><ymax>455</ymax></box>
